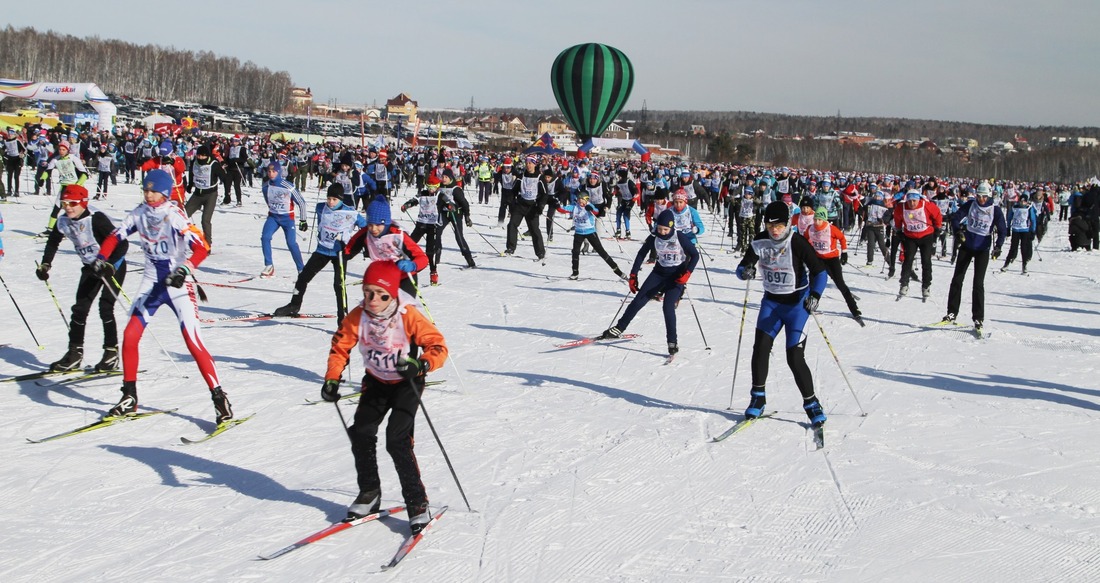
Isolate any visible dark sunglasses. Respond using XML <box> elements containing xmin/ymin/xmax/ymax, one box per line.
<box><xmin>365</xmin><ymin>290</ymin><xmax>392</xmax><ymax>302</ymax></box>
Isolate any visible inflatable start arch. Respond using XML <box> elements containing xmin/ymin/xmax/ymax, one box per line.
<box><xmin>0</xmin><ymin>79</ymin><xmax>117</xmax><ymax>132</ymax></box>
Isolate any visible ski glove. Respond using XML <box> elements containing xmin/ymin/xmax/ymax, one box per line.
<box><xmin>628</xmin><ymin>273</ymin><xmax>639</xmax><ymax>294</ymax></box>
<box><xmin>92</xmin><ymin>259</ymin><xmax>115</xmax><ymax>279</ymax></box>
<box><xmin>465</xmin><ymin>216</ymin><xmax>473</xmax><ymax>228</ymax></box>
<box><xmin>298</xmin><ymin>220</ymin><xmax>308</xmax><ymax>232</ymax></box>
<box><xmin>320</xmin><ymin>380</ymin><xmax>341</xmax><ymax>402</ymax></box>
<box><xmin>991</xmin><ymin>247</ymin><xmax>1001</xmax><ymax>260</ymax></box>
<box><xmin>395</xmin><ymin>356</ymin><xmax>428</xmax><ymax>379</ymax></box>
<box><xmin>396</xmin><ymin>259</ymin><xmax>417</xmax><ymax>273</ymax></box>
<box><xmin>165</xmin><ymin>265</ymin><xmax>191</xmax><ymax>288</ymax></box>
<box><xmin>841</xmin><ymin>252</ymin><xmax>848</xmax><ymax>265</ymax></box>
<box><xmin>35</xmin><ymin>262</ymin><xmax>51</xmax><ymax>281</ymax></box>
<box><xmin>803</xmin><ymin>292</ymin><xmax>820</xmax><ymax>314</ymax></box>
<box><xmin>736</xmin><ymin>265</ymin><xmax>755</xmax><ymax>281</ymax></box>
<box><xmin>675</xmin><ymin>270</ymin><xmax>691</xmax><ymax>285</ymax></box>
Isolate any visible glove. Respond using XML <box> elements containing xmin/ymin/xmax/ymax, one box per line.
<box><xmin>736</xmin><ymin>265</ymin><xmax>756</xmax><ymax>281</ymax></box>
<box><xmin>320</xmin><ymin>380</ymin><xmax>341</xmax><ymax>402</ymax></box>
<box><xmin>396</xmin><ymin>259</ymin><xmax>417</xmax><ymax>273</ymax></box>
<box><xmin>445</xmin><ymin>204</ymin><xmax>456</xmax><ymax>213</ymax></box>
<box><xmin>92</xmin><ymin>259</ymin><xmax>115</xmax><ymax>279</ymax></box>
<box><xmin>298</xmin><ymin>219</ymin><xmax>308</xmax><ymax>232</ymax></box>
<box><xmin>991</xmin><ymin>247</ymin><xmax>1001</xmax><ymax>260</ymax></box>
<box><xmin>165</xmin><ymin>265</ymin><xmax>190</xmax><ymax>288</ymax></box>
<box><xmin>803</xmin><ymin>293</ymin><xmax>820</xmax><ymax>314</ymax></box>
<box><xmin>628</xmin><ymin>273</ymin><xmax>639</xmax><ymax>294</ymax></box>
<box><xmin>675</xmin><ymin>270</ymin><xmax>691</xmax><ymax>285</ymax></box>
<box><xmin>35</xmin><ymin>262</ymin><xmax>51</xmax><ymax>281</ymax></box>
<box><xmin>395</xmin><ymin>356</ymin><xmax>428</xmax><ymax>379</ymax></box>
<box><xmin>400</xmin><ymin>203</ymin><xmax>410</xmax><ymax>212</ymax></box>
<box><xmin>841</xmin><ymin>252</ymin><xmax>848</xmax><ymax>265</ymax></box>
<box><xmin>465</xmin><ymin>216</ymin><xmax>473</xmax><ymax>228</ymax></box>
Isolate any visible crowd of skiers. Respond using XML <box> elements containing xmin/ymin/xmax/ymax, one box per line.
<box><xmin>3</xmin><ymin>119</ymin><xmax>1100</xmax><ymax>534</ymax></box>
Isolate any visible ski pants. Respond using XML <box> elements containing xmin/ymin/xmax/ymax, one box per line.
<box><xmin>615</xmin><ymin>201</ymin><xmax>634</xmax><ymax>233</ymax></box>
<box><xmin>293</xmin><ymin>251</ymin><xmax>348</xmax><ymax>321</ymax></box>
<box><xmin>223</xmin><ymin>165</ymin><xmax>243</xmax><ymax>204</ymax></box>
<box><xmin>261</xmin><ymin>214</ymin><xmax>305</xmax><ymax>271</ymax></box>
<box><xmin>863</xmin><ymin>225</ymin><xmax>889</xmax><ymax>265</ymax></box>
<box><xmin>70</xmin><ymin>262</ymin><xmax>127</xmax><ymax>349</ymax></box>
<box><xmin>4</xmin><ymin>157</ymin><xmax>21</xmax><ymax>194</ymax></box>
<box><xmin>1003</xmin><ymin>232</ymin><xmax>1033</xmax><ymax>266</ymax></box>
<box><xmin>751</xmin><ymin>294</ymin><xmax>816</xmax><ymax>400</ymax></box>
<box><xmin>505</xmin><ymin>199</ymin><xmax>545</xmax><ymax>257</ymax></box>
<box><xmin>122</xmin><ymin>263</ymin><xmax>220</xmax><ymax>389</ymax></box>
<box><xmin>821</xmin><ymin>257</ymin><xmax>859</xmax><ymax>316</ymax></box>
<box><xmin>477</xmin><ymin>180</ymin><xmax>492</xmax><ymax>204</ymax></box>
<box><xmin>409</xmin><ymin>223</ymin><xmax>441</xmax><ymax>274</ymax></box>
<box><xmin>946</xmin><ymin>246</ymin><xmax>990</xmax><ymax>322</ymax></box>
<box><xmin>497</xmin><ymin>189</ymin><xmax>516</xmax><ymax>223</ymax></box>
<box><xmin>616</xmin><ymin>269</ymin><xmax>684</xmax><ymax>344</ymax></box>
<box><xmin>185</xmin><ymin>188</ymin><xmax>219</xmax><ymax>246</ymax></box>
<box><xmin>97</xmin><ymin>171</ymin><xmax>110</xmax><ymax>196</ymax></box>
<box><xmin>349</xmin><ymin>374</ymin><xmax>428</xmax><ymax>509</ymax></box>
<box><xmin>439</xmin><ymin>213</ymin><xmax>475</xmax><ymax>268</ymax></box>
<box><xmin>899</xmin><ymin>234</ymin><xmax>935</xmax><ymax>289</ymax></box>
<box><xmin>571</xmin><ymin>233</ymin><xmax>619</xmax><ymax>275</ymax></box>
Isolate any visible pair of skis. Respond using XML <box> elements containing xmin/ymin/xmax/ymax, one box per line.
<box><xmin>927</xmin><ymin>318</ymin><xmax>987</xmax><ymax>339</ymax></box>
<box><xmin>26</xmin><ymin>410</ymin><xmax>252</xmax><ymax>444</ymax></box>
<box><xmin>200</xmin><ymin>313</ymin><xmax>336</xmax><ymax>324</ymax></box>
<box><xmin>259</xmin><ymin>505</ymin><xmax>448</xmax><ymax>570</ymax></box>
<box><xmin>710</xmin><ymin>412</ymin><xmax>825</xmax><ymax>449</ymax></box>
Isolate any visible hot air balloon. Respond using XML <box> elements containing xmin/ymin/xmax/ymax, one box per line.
<box><xmin>550</xmin><ymin>43</ymin><xmax>634</xmax><ymax>143</ymax></box>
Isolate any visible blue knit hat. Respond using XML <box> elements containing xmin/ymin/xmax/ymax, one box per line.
<box><xmin>143</xmin><ymin>169</ymin><xmax>173</xmax><ymax>197</ymax></box>
<box><xmin>366</xmin><ymin>195</ymin><xmax>391</xmax><ymax>229</ymax></box>
<box><xmin>655</xmin><ymin>209</ymin><xmax>676</xmax><ymax>239</ymax></box>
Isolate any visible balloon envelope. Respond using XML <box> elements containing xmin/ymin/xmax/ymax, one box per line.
<box><xmin>550</xmin><ymin>43</ymin><xmax>634</xmax><ymax>142</ymax></box>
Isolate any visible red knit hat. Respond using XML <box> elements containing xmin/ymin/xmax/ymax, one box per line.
<box><xmin>363</xmin><ymin>260</ymin><xmax>401</xmax><ymax>299</ymax></box>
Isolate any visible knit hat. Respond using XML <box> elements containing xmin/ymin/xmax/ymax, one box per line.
<box><xmin>800</xmin><ymin>197</ymin><xmax>815</xmax><ymax>210</ymax></box>
<box><xmin>158</xmin><ymin>140</ymin><xmax>173</xmax><ymax>157</ymax></box>
<box><xmin>363</xmin><ymin>260</ymin><xmax>401</xmax><ymax>299</ymax></box>
<box><xmin>366</xmin><ymin>195</ymin><xmax>391</xmax><ymax>228</ymax></box>
<box><xmin>673</xmin><ymin>189</ymin><xmax>689</xmax><ymax>202</ymax></box>
<box><xmin>655</xmin><ymin>209</ymin><xmax>676</xmax><ymax>239</ymax></box>
<box><xmin>763</xmin><ymin>201</ymin><xmax>790</xmax><ymax>224</ymax></box>
<box><xmin>266</xmin><ymin>161</ymin><xmax>282</xmax><ymax>177</ymax></box>
<box><xmin>976</xmin><ymin>181</ymin><xmax>991</xmax><ymax>196</ymax></box>
<box><xmin>425</xmin><ymin>174</ymin><xmax>441</xmax><ymax>189</ymax></box>
<box><xmin>60</xmin><ymin>184</ymin><xmax>89</xmax><ymax>208</ymax></box>
<box><xmin>814</xmin><ymin>206</ymin><xmax>828</xmax><ymax>221</ymax></box>
<box><xmin>143</xmin><ymin>169</ymin><xmax>173</xmax><ymax>197</ymax></box>
<box><xmin>906</xmin><ymin>189</ymin><xmax>922</xmax><ymax>200</ymax></box>
<box><xmin>326</xmin><ymin>182</ymin><xmax>344</xmax><ymax>199</ymax></box>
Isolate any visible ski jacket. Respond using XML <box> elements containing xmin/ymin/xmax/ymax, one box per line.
<box><xmin>326</xmin><ymin>302</ymin><xmax>447</xmax><ymax>384</ymax></box>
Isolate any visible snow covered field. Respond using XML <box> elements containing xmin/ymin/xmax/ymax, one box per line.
<box><xmin>1</xmin><ymin>175</ymin><xmax>1099</xmax><ymax>582</ymax></box>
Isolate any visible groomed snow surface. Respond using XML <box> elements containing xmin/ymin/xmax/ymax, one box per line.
<box><xmin>1</xmin><ymin>176</ymin><xmax>1098</xmax><ymax>582</ymax></box>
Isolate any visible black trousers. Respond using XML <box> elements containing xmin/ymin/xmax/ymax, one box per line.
<box><xmin>222</xmin><ymin>165</ymin><xmax>243</xmax><ymax>203</ymax></box>
<box><xmin>863</xmin><ymin>225</ymin><xmax>889</xmax><ymax>265</ymax></box>
<box><xmin>349</xmin><ymin>374</ymin><xmax>428</xmax><ymax>509</ymax></box>
<box><xmin>409</xmin><ymin>223</ymin><xmax>441</xmax><ymax>273</ymax></box>
<box><xmin>571</xmin><ymin>232</ymin><xmax>619</xmax><ymax>274</ymax></box>
<box><xmin>506</xmin><ymin>199</ymin><xmax>545</xmax><ymax>257</ymax></box>
<box><xmin>185</xmin><ymin>188</ymin><xmax>219</xmax><ymax>246</ymax></box>
<box><xmin>70</xmin><ymin>262</ymin><xmax>127</xmax><ymax>348</ymax></box>
<box><xmin>899</xmin><ymin>234</ymin><xmax>935</xmax><ymax>289</ymax></box>
<box><xmin>292</xmin><ymin>251</ymin><xmax>348</xmax><ymax>320</ymax></box>
<box><xmin>946</xmin><ymin>246</ymin><xmax>990</xmax><ymax>322</ymax></box>
<box><xmin>822</xmin><ymin>257</ymin><xmax>859</xmax><ymax>316</ymax></box>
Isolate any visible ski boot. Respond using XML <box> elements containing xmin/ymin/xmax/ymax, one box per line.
<box><xmin>568</xmin><ymin>270</ymin><xmax>580</xmax><ymax>280</ymax></box>
<box><xmin>745</xmin><ymin>389</ymin><xmax>766</xmax><ymax>419</ymax></box>
<box><xmin>804</xmin><ymin>397</ymin><xmax>826</xmax><ymax>428</ymax></box>
<box><xmin>430</xmin><ymin>272</ymin><xmax>440</xmax><ymax>286</ymax></box>
<box><xmin>211</xmin><ymin>387</ymin><xmax>233</xmax><ymax>424</ymax></box>
<box><xmin>346</xmin><ymin>489</ymin><xmax>381</xmax><ymax>521</ymax></box>
<box><xmin>260</xmin><ymin>265</ymin><xmax>275</xmax><ymax>278</ymax></box>
<box><xmin>273</xmin><ymin>295</ymin><xmax>302</xmax><ymax>317</ymax></box>
<box><xmin>92</xmin><ymin>346</ymin><xmax>120</xmax><ymax>373</ymax></box>
<box><xmin>408</xmin><ymin>502</ymin><xmax>431</xmax><ymax>536</ymax></box>
<box><xmin>667</xmin><ymin>342</ymin><xmax>678</xmax><ymax>356</ymax></box>
<box><xmin>49</xmin><ymin>345</ymin><xmax>84</xmax><ymax>372</ymax></box>
<box><xmin>597</xmin><ymin>326</ymin><xmax>622</xmax><ymax>340</ymax></box>
<box><xmin>107</xmin><ymin>381</ymin><xmax>138</xmax><ymax>418</ymax></box>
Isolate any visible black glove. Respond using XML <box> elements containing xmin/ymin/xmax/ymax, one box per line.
<box><xmin>840</xmin><ymin>252</ymin><xmax>848</xmax><ymax>265</ymax></box>
<box><xmin>35</xmin><ymin>262</ymin><xmax>51</xmax><ymax>281</ymax></box>
<box><xmin>92</xmin><ymin>259</ymin><xmax>115</xmax><ymax>279</ymax></box>
<box><xmin>465</xmin><ymin>216</ymin><xmax>473</xmax><ymax>228</ymax></box>
<box><xmin>991</xmin><ymin>247</ymin><xmax>1001</xmax><ymax>260</ymax></box>
<box><xmin>737</xmin><ymin>265</ymin><xmax>755</xmax><ymax>281</ymax></box>
<box><xmin>165</xmin><ymin>265</ymin><xmax>190</xmax><ymax>288</ymax></box>
<box><xmin>320</xmin><ymin>380</ymin><xmax>341</xmax><ymax>402</ymax></box>
<box><xmin>298</xmin><ymin>219</ymin><xmax>308</xmax><ymax>232</ymax></box>
<box><xmin>395</xmin><ymin>356</ymin><xmax>428</xmax><ymax>379</ymax></box>
<box><xmin>803</xmin><ymin>293</ymin><xmax>820</xmax><ymax>314</ymax></box>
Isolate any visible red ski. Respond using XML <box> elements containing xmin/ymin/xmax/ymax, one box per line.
<box><xmin>258</xmin><ymin>505</ymin><xmax>406</xmax><ymax>560</ymax></box>
<box><xmin>555</xmin><ymin>334</ymin><xmax>641</xmax><ymax>349</ymax></box>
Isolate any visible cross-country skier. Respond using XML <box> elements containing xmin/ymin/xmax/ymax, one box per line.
<box><xmin>259</xmin><ymin>161</ymin><xmax>308</xmax><ymax>278</ymax></box>
<box><xmin>940</xmin><ymin>181</ymin><xmax>1006</xmax><ymax>334</ymax></box>
<box><xmin>735</xmin><ymin>201</ymin><xmax>829</xmax><ymax>428</ymax></box>
<box><xmin>552</xmin><ymin>191</ymin><xmax>626</xmax><ymax>280</ymax></box>
<box><xmin>37</xmin><ymin>184</ymin><xmax>129</xmax><ymax>372</ymax></box>
<box><xmin>93</xmin><ymin>169</ymin><xmax>232</xmax><ymax>423</ymax></box>
<box><xmin>597</xmin><ymin>209</ymin><xmax>699</xmax><ymax>356</ymax></box>
<box><xmin>802</xmin><ymin>206</ymin><xmax>862</xmax><ymax>324</ymax></box>
<box><xmin>320</xmin><ymin>260</ymin><xmax>448</xmax><ymax>534</ymax></box>
<box><xmin>344</xmin><ymin>195</ymin><xmax>429</xmax><ymax>300</ymax></box>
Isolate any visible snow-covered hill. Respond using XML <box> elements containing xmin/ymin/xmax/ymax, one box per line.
<box><xmin>1</xmin><ymin>174</ymin><xmax>1098</xmax><ymax>582</ymax></box>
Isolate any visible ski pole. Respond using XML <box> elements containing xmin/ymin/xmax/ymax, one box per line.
<box><xmin>810</xmin><ymin>312</ymin><xmax>867</xmax><ymax>416</ymax></box>
<box><xmin>0</xmin><ymin>272</ymin><xmax>44</xmax><ymax>350</ymax></box>
<box><xmin>36</xmin><ymin>261</ymin><xmax>70</xmax><ymax>331</ymax></box>
<box><xmin>331</xmin><ymin>398</ymin><xmax>354</xmax><ymax>446</ymax></box>
<box><xmin>727</xmin><ymin>278</ymin><xmax>752</xmax><ymax>410</ymax></box>
<box><xmin>607</xmin><ymin>287</ymin><xmax>633</xmax><ymax>329</ymax></box>
<box><xmin>697</xmin><ymin>248</ymin><xmax>717</xmax><ymax>302</ymax></box>
<box><xmin>465</xmin><ymin>219</ymin><xmax>502</xmax><ymax>255</ymax></box>
<box><xmin>684</xmin><ymin>287</ymin><xmax>710</xmax><ymax>350</ymax></box>
<box><xmin>412</xmin><ymin>384</ymin><xmax>473</xmax><ymax>512</ymax></box>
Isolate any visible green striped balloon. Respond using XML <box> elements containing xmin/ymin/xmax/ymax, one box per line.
<box><xmin>550</xmin><ymin>43</ymin><xmax>634</xmax><ymax>141</ymax></box>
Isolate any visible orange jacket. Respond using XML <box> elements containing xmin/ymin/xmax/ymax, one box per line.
<box><xmin>802</xmin><ymin>220</ymin><xmax>847</xmax><ymax>259</ymax></box>
<box><xmin>326</xmin><ymin>302</ymin><xmax>447</xmax><ymax>383</ymax></box>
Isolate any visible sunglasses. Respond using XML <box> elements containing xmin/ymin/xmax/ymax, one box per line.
<box><xmin>365</xmin><ymin>290</ymin><xmax>392</xmax><ymax>302</ymax></box>
<box><xmin>61</xmin><ymin>201</ymin><xmax>84</xmax><ymax>207</ymax></box>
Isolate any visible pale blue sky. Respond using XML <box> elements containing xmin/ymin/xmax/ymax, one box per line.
<box><xmin>6</xmin><ymin>0</ymin><xmax>1099</xmax><ymax>127</ymax></box>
